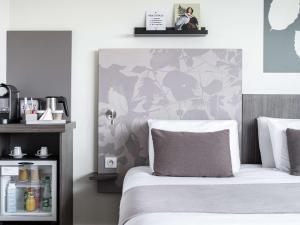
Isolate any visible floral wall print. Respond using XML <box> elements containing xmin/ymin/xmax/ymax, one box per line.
<box><xmin>264</xmin><ymin>0</ymin><xmax>300</xmax><ymax>72</ymax></box>
<box><xmin>98</xmin><ymin>49</ymin><xmax>242</xmax><ymax>188</ymax></box>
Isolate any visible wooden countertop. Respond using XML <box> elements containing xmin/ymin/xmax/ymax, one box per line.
<box><xmin>0</xmin><ymin>122</ymin><xmax>76</xmax><ymax>133</ymax></box>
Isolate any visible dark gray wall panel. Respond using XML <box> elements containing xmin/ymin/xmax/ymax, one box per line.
<box><xmin>6</xmin><ymin>31</ymin><xmax>72</xmax><ymax>117</ymax></box>
<box><xmin>242</xmin><ymin>94</ymin><xmax>300</xmax><ymax>164</ymax></box>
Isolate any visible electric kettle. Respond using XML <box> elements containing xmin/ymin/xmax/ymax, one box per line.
<box><xmin>45</xmin><ymin>96</ymin><xmax>69</xmax><ymax>117</ymax></box>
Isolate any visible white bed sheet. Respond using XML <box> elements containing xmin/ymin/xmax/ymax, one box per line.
<box><xmin>122</xmin><ymin>164</ymin><xmax>300</xmax><ymax>225</ymax></box>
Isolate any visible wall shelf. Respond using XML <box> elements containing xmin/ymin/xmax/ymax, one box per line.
<box><xmin>134</xmin><ymin>27</ymin><xmax>208</xmax><ymax>37</ymax></box>
<box><xmin>89</xmin><ymin>173</ymin><xmax>118</xmax><ymax>193</ymax></box>
<box><xmin>89</xmin><ymin>173</ymin><xmax>118</xmax><ymax>181</ymax></box>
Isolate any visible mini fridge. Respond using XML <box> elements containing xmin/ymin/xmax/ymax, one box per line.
<box><xmin>0</xmin><ymin>160</ymin><xmax>57</xmax><ymax>221</ymax></box>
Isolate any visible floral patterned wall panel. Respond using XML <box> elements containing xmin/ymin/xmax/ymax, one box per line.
<box><xmin>98</xmin><ymin>49</ymin><xmax>242</xmax><ymax>188</ymax></box>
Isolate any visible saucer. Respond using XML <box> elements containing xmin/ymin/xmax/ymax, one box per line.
<box><xmin>8</xmin><ymin>153</ymin><xmax>27</xmax><ymax>159</ymax></box>
<box><xmin>35</xmin><ymin>153</ymin><xmax>52</xmax><ymax>159</ymax></box>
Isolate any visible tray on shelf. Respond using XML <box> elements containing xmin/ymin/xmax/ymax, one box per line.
<box><xmin>25</xmin><ymin>120</ymin><xmax>66</xmax><ymax>125</ymax></box>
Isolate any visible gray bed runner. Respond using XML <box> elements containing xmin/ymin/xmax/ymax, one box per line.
<box><xmin>119</xmin><ymin>184</ymin><xmax>300</xmax><ymax>225</ymax></box>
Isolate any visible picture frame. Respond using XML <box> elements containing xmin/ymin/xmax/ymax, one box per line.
<box><xmin>174</xmin><ymin>4</ymin><xmax>200</xmax><ymax>31</ymax></box>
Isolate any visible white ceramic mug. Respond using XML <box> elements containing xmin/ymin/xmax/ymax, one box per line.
<box><xmin>11</xmin><ymin>146</ymin><xmax>22</xmax><ymax>156</ymax></box>
<box><xmin>37</xmin><ymin>147</ymin><xmax>48</xmax><ymax>156</ymax></box>
<box><xmin>52</xmin><ymin>110</ymin><xmax>64</xmax><ymax>120</ymax></box>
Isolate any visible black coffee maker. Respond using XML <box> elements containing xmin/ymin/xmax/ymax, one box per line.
<box><xmin>0</xmin><ymin>83</ymin><xmax>20</xmax><ymax>124</ymax></box>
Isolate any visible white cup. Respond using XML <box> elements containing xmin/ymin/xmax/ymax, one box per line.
<box><xmin>37</xmin><ymin>147</ymin><xmax>48</xmax><ymax>156</ymax></box>
<box><xmin>11</xmin><ymin>146</ymin><xmax>22</xmax><ymax>156</ymax></box>
<box><xmin>52</xmin><ymin>110</ymin><xmax>64</xmax><ymax>120</ymax></box>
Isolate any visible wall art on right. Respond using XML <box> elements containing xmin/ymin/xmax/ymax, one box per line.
<box><xmin>264</xmin><ymin>0</ymin><xmax>300</xmax><ymax>73</ymax></box>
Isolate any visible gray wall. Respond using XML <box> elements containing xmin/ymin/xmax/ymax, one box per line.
<box><xmin>6</xmin><ymin>31</ymin><xmax>72</xmax><ymax>116</ymax></box>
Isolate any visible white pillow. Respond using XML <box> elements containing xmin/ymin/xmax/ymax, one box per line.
<box><xmin>148</xmin><ymin>120</ymin><xmax>241</xmax><ymax>173</ymax></box>
<box><xmin>257</xmin><ymin>117</ymin><xmax>277</xmax><ymax>168</ymax></box>
<box><xmin>268</xmin><ymin>119</ymin><xmax>300</xmax><ymax>172</ymax></box>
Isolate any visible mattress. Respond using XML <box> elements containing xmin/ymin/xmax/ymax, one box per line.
<box><xmin>122</xmin><ymin>164</ymin><xmax>300</xmax><ymax>225</ymax></box>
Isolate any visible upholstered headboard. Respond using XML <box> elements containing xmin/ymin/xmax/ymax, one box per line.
<box><xmin>98</xmin><ymin>49</ymin><xmax>242</xmax><ymax>192</ymax></box>
<box><xmin>242</xmin><ymin>94</ymin><xmax>300</xmax><ymax>164</ymax></box>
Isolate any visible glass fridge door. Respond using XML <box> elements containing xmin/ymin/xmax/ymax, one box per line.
<box><xmin>0</xmin><ymin>160</ymin><xmax>57</xmax><ymax>221</ymax></box>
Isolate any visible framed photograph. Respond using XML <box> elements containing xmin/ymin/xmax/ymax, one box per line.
<box><xmin>174</xmin><ymin>4</ymin><xmax>200</xmax><ymax>31</ymax></box>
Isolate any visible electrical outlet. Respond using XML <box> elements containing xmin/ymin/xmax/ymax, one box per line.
<box><xmin>105</xmin><ymin>156</ymin><xmax>117</xmax><ymax>169</ymax></box>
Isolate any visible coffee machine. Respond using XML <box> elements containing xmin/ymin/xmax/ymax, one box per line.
<box><xmin>0</xmin><ymin>83</ymin><xmax>20</xmax><ymax>124</ymax></box>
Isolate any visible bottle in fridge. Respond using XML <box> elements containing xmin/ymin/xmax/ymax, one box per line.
<box><xmin>42</xmin><ymin>176</ymin><xmax>51</xmax><ymax>212</ymax></box>
<box><xmin>25</xmin><ymin>192</ymin><xmax>36</xmax><ymax>212</ymax></box>
<box><xmin>6</xmin><ymin>181</ymin><xmax>17</xmax><ymax>213</ymax></box>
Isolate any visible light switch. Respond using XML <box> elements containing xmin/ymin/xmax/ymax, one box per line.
<box><xmin>105</xmin><ymin>156</ymin><xmax>117</xmax><ymax>169</ymax></box>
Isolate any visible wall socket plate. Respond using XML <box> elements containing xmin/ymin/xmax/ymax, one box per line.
<box><xmin>105</xmin><ymin>156</ymin><xmax>117</xmax><ymax>169</ymax></box>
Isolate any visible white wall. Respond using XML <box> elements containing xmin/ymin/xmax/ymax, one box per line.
<box><xmin>5</xmin><ymin>0</ymin><xmax>300</xmax><ymax>224</ymax></box>
<box><xmin>0</xmin><ymin>0</ymin><xmax>9</xmax><ymax>83</ymax></box>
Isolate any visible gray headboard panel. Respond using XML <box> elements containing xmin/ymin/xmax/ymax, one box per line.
<box><xmin>98</xmin><ymin>49</ymin><xmax>242</xmax><ymax>192</ymax></box>
<box><xmin>242</xmin><ymin>94</ymin><xmax>300</xmax><ymax>164</ymax></box>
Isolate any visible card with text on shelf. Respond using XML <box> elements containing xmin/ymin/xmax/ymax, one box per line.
<box><xmin>146</xmin><ymin>10</ymin><xmax>167</xmax><ymax>31</ymax></box>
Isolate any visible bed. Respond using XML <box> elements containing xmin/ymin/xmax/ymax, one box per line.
<box><xmin>119</xmin><ymin>164</ymin><xmax>300</xmax><ymax>225</ymax></box>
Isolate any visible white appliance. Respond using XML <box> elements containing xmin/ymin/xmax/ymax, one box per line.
<box><xmin>0</xmin><ymin>160</ymin><xmax>57</xmax><ymax>221</ymax></box>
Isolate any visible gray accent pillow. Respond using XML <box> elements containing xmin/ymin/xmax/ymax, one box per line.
<box><xmin>286</xmin><ymin>128</ymin><xmax>300</xmax><ymax>176</ymax></box>
<box><xmin>151</xmin><ymin>129</ymin><xmax>233</xmax><ymax>177</ymax></box>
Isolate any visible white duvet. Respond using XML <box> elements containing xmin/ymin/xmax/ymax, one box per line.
<box><xmin>122</xmin><ymin>164</ymin><xmax>300</xmax><ymax>225</ymax></box>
